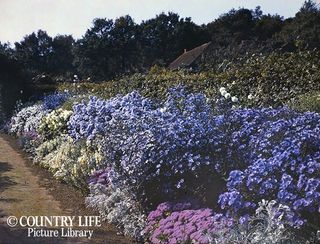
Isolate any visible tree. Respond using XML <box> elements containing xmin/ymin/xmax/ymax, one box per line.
<box><xmin>0</xmin><ymin>42</ymin><xmax>29</xmax><ymax>117</ymax></box>
<box><xmin>275</xmin><ymin>0</ymin><xmax>320</xmax><ymax>49</ymax></box>
<box><xmin>140</xmin><ymin>12</ymin><xmax>208</xmax><ymax>66</ymax></box>
<box><xmin>254</xmin><ymin>14</ymin><xmax>284</xmax><ymax>41</ymax></box>
<box><xmin>207</xmin><ymin>8</ymin><xmax>255</xmax><ymax>45</ymax></box>
<box><xmin>73</xmin><ymin>18</ymin><xmax>115</xmax><ymax>81</ymax></box>
<box><xmin>50</xmin><ymin>35</ymin><xmax>75</xmax><ymax>77</ymax></box>
<box><xmin>14</xmin><ymin>30</ymin><xmax>53</xmax><ymax>76</ymax></box>
<box><xmin>111</xmin><ymin>15</ymin><xmax>140</xmax><ymax>74</ymax></box>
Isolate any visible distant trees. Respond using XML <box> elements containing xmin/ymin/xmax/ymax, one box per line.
<box><xmin>50</xmin><ymin>35</ymin><xmax>75</xmax><ymax>77</ymax></box>
<box><xmin>73</xmin><ymin>12</ymin><xmax>207</xmax><ymax>80</ymax></box>
<box><xmin>0</xmin><ymin>42</ymin><xmax>29</xmax><ymax>117</ymax></box>
<box><xmin>140</xmin><ymin>12</ymin><xmax>208</xmax><ymax>66</ymax></box>
<box><xmin>14</xmin><ymin>30</ymin><xmax>53</xmax><ymax>76</ymax></box>
<box><xmin>14</xmin><ymin>30</ymin><xmax>75</xmax><ymax>79</ymax></box>
<box><xmin>206</xmin><ymin>6</ymin><xmax>285</xmax><ymax>45</ymax></box>
<box><xmin>73</xmin><ymin>16</ymin><xmax>140</xmax><ymax>81</ymax></box>
<box><xmin>276</xmin><ymin>0</ymin><xmax>320</xmax><ymax>49</ymax></box>
<box><xmin>1</xmin><ymin>0</ymin><xmax>320</xmax><ymax>83</ymax></box>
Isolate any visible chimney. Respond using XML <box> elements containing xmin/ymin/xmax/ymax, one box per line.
<box><xmin>184</xmin><ymin>49</ymin><xmax>187</xmax><ymax>53</ymax></box>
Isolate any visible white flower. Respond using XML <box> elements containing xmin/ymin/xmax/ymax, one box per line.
<box><xmin>221</xmin><ymin>90</ymin><xmax>227</xmax><ymax>96</ymax></box>
<box><xmin>224</xmin><ymin>93</ymin><xmax>231</xmax><ymax>99</ymax></box>
<box><xmin>219</xmin><ymin>87</ymin><xmax>226</xmax><ymax>94</ymax></box>
<box><xmin>248</xmin><ymin>94</ymin><xmax>254</xmax><ymax>100</ymax></box>
<box><xmin>159</xmin><ymin>107</ymin><xmax>167</xmax><ymax>113</ymax></box>
<box><xmin>231</xmin><ymin>96</ymin><xmax>238</xmax><ymax>103</ymax></box>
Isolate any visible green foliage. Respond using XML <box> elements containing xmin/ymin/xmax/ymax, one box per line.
<box><xmin>215</xmin><ymin>50</ymin><xmax>320</xmax><ymax>107</ymax></box>
<box><xmin>58</xmin><ymin>50</ymin><xmax>320</xmax><ymax>109</ymax></box>
<box><xmin>14</xmin><ymin>31</ymin><xmax>75</xmax><ymax>79</ymax></box>
<box><xmin>275</xmin><ymin>0</ymin><xmax>320</xmax><ymax>49</ymax></box>
<box><xmin>287</xmin><ymin>91</ymin><xmax>320</xmax><ymax>113</ymax></box>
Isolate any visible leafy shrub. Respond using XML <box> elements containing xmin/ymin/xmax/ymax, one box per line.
<box><xmin>287</xmin><ymin>91</ymin><xmax>320</xmax><ymax>113</ymax></box>
<box><xmin>58</xmin><ymin>50</ymin><xmax>320</xmax><ymax>108</ymax></box>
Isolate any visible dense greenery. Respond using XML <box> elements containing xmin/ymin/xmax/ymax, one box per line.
<box><xmin>57</xmin><ymin>49</ymin><xmax>320</xmax><ymax>111</ymax></box>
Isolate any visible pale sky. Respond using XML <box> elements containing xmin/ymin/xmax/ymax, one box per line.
<box><xmin>0</xmin><ymin>0</ymin><xmax>316</xmax><ymax>44</ymax></box>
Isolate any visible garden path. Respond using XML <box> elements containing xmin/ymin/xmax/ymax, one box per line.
<box><xmin>0</xmin><ymin>134</ymin><xmax>132</xmax><ymax>244</ymax></box>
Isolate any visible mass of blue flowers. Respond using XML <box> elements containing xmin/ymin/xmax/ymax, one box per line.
<box><xmin>67</xmin><ymin>87</ymin><xmax>320</xmax><ymax>230</ymax></box>
<box><xmin>10</xmin><ymin>85</ymin><xmax>316</xmax><ymax>242</ymax></box>
<box><xmin>43</xmin><ymin>91</ymin><xmax>70</xmax><ymax>110</ymax></box>
<box><xmin>218</xmin><ymin>108</ymin><xmax>320</xmax><ymax>227</ymax></box>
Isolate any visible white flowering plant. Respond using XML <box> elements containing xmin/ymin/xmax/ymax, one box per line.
<box><xmin>38</xmin><ymin>108</ymin><xmax>73</xmax><ymax>140</ymax></box>
<box><xmin>86</xmin><ymin>182</ymin><xmax>146</xmax><ymax>241</ymax></box>
<box><xmin>211</xmin><ymin>200</ymin><xmax>304</xmax><ymax>244</ymax></box>
<box><xmin>10</xmin><ymin>103</ymin><xmax>48</xmax><ymax>136</ymax></box>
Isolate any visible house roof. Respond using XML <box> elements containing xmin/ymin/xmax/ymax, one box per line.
<box><xmin>169</xmin><ymin>42</ymin><xmax>211</xmax><ymax>70</ymax></box>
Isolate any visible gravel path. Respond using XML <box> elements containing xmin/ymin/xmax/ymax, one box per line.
<box><xmin>0</xmin><ymin>134</ymin><xmax>133</xmax><ymax>244</ymax></box>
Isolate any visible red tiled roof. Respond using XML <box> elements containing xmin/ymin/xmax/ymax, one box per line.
<box><xmin>169</xmin><ymin>42</ymin><xmax>211</xmax><ymax>69</ymax></box>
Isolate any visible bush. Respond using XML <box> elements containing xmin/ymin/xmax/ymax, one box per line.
<box><xmin>10</xmin><ymin>103</ymin><xmax>48</xmax><ymax>135</ymax></box>
<box><xmin>211</xmin><ymin>200</ymin><xmax>301</xmax><ymax>244</ymax></box>
<box><xmin>144</xmin><ymin>201</ymin><xmax>233</xmax><ymax>244</ymax></box>
<box><xmin>57</xmin><ymin>50</ymin><xmax>320</xmax><ymax>108</ymax></box>
<box><xmin>43</xmin><ymin>92</ymin><xmax>69</xmax><ymax>110</ymax></box>
<box><xmin>38</xmin><ymin>108</ymin><xmax>72</xmax><ymax>140</ymax></box>
<box><xmin>86</xmin><ymin>182</ymin><xmax>146</xmax><ymax>240</ymax></box>
<box><xmin>68</xmin><ymin>87</ymin><xmax>225</xmax><ymax>207</ymax></box>
<box><xmin>218</xmin><ymin>108</ymin><xmax>320</xmax><ymax>227</ymax></box>
<box><xmin>287</xmin><ymin>91</ymin><xmax>320</xmax><ymax>113</ymax></box>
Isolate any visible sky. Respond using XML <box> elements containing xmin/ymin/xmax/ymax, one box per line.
<box><xmin>0</xmin><ymin>0</ymin><xmax>316</xmax><ymax>44</ymax></box>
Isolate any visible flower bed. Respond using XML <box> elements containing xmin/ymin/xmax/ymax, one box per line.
<box><xmin>7</xmin><ymin>85</ymin><xmax>320</xmax><ymax>243</ymax></box>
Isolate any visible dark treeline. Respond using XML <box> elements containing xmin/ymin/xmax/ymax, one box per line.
<box><xmin>2</xmin><ymin>0</ymin><xmax>320</xmax><ymax>82</ymax></box>
<box><xmin>0</xmin><ymin>0</ymin><xmax>320</xmax><ymax>116</ymax></box>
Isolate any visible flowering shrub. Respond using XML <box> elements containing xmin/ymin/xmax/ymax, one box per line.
<box><xmin>218</xmin><ymin>108</ymin><xmax>320</xmax><ymax>227</ymax></box>
<box><xmin>68</xmin><ymin>91</ymin><xmax>154</xmax><ymax>141</ymax></box>
<box><xmin>86</xmin><ymin>183</ymin><xmax>146</xmax><ymax>240</ymax></box>
<box><xmin>7</xmin><ymin>85</ymin><xmax>320</xmax><ymax>242</ymax></box>
<box><xmin>10</xmin><ymin>104</ymin><xmax>47</xmax><ymax>135</ymax></box>
<box><xmin>42</xmin><ymin>92</ymin><xmax>69</xmax><ymax>110</ymax></box>
<box><xmin>18</xmin><ymin>130</ymin><xmax>40</xmax><ymax>154</ymax></box>
<box><xmin>144</xmin><ymin>201</ymin><xmax>233</xmax><ymax>244</ymax></box>
<box><xmin>34</xmin><ymin>136</ymin><xmax>66</xmax><ymax>162</ymax></box>
<box><xmin>38</xmin><ymin>108</ymin><xmax>72</xmax><ymax>140</ymax></box>
<box><xmin>35</xmin><ymin>137</ymin><xmax>103</xmax><ymax>190</ymax></box>
<box><xmin>69</xmin><ymin>88</ymin><xmax>225</xmax><ymax>206</ymax></box>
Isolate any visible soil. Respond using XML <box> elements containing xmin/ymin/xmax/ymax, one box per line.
<box><xmin>0</xmin><ymin>134</ymin><xmax>134</xmax><ymax>244</ymax></box>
